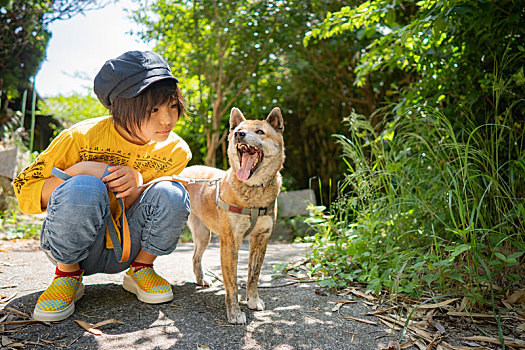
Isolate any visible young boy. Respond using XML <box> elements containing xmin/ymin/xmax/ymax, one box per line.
<box><xmin>12</xmin><ymin>51</ymin><xmax>191</xmax><ymax>321</ymax></box>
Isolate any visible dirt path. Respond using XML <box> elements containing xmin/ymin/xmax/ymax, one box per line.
<box><xmin>1</xmin><ymin>239</ymin><xmax>523</xmax><ymax>349</ymax></box>
<box><xmin>0</xmin><ymin>239</ymin><xmax>401</xmax><ymax>349</ymax></box>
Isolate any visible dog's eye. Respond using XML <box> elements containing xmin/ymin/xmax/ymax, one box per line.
<box><xmin>256</xmin><ymin>130</ymin><xmax>265</xmax><ymax>135</ymax></box>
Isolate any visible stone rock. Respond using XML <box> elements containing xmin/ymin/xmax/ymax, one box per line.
<box><xmin>0</xmin><ymin>148</ymin><xmax>18</xmax><ymax>179</ymax></box>
<box><xmin>277</xmin><ymin>189</ymin><xmax>316</xmax><ymax>217</ymax></box>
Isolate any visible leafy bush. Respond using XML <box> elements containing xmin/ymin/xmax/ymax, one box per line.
<box><xmin>0</xmin><ymin>210</ymin><xmax>41</xmax><ymax>240</ymax></box>
<box><xmin>297</xmin><ymin>0</ymin><xmax>525</xmax><ymax>307</ymax></box>
<box><xmin>303</xmin><ymin>103</ymin><xmax>524</xmax><ymax>302</ymax></box>
<box><xmin>39</xmin><ymin>93</ymin><xmax>108</xmax><ymax>125</ymax></box>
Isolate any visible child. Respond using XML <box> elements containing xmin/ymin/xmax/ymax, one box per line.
<box><xmin>12</xmin><ymin>51</ymin><xmax>191</xmax><ymax>322</ymax></box>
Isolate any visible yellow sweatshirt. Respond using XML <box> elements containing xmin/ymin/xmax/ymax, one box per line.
<box><xmin>13</xmin><ymin>116</ymin><xmax>191</xmax><ymax>246</ymax></box>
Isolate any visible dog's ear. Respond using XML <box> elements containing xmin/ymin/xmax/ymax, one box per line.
<box><xmin>230</xmin><ymin>107</ymin><xmax>246</xmax><ymax>130</ymax></box>
<box><xmin>266</xmin><ymin>107</ymin><xmax>284</xmax><ymax>133</ymax></box>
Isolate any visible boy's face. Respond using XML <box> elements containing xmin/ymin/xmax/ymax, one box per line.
<box><xmin>138</xmin><ymin>102</ymin><xmax>179</xmax><ymax>143</ymax></box>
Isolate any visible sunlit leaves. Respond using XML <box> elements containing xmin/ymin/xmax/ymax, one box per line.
<box><xmin>0</xmin><ymin>1</ymin><xmax>108</xmax><ymax>102</ymax></box>
<box><xmin>307</xmin><ymin>0</ymin><xmax>525</xmax><ymax>120</ymax></box>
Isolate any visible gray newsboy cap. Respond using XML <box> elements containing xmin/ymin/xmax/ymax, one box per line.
<box><xmin>94</xmin><ymin>50</ymin><xmax>179</xmax><ymax>109</ymax></box>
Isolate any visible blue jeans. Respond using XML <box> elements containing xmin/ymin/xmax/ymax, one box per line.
<box><xmin>41</xmin><ymin>175</ymin><xmax>190</xmax><ymax>276</ymax></box>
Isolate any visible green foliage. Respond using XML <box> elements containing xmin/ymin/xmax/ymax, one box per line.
<box><xmin>132</xmin><ymin>0</ymin><xmax>303</xmax><ymax>167</ymax></box>
<box><xmin>0</xmin><ymin>1</ymin><xmax>107</xmax><ymax>107</ymax></box>
<box><xmin>306</xmin><ymin>0</ymin><xmax>525</xmax><ymax>119</ymax></box>
<box><xmin>0</xmin><ymin>210</ymin><xmax>41</xmax><ymax>240</ymax></box>
<box><xmin>293</xmin><ymin>0</ymin><xmax>525</xmax><ymax>305</ymax></box>
<box><xmin>133</xmin><ymin>0</ymin><xmax>382</xmax><ymax>197</ymax></box>
<box><xmin>302</xmin><ymin>103</ymin><xmax>524</xmax><ymax>300</ymax></box>
<box><xmin>0</xmin><ymin>0</ymin><xmax>50</xmax><ymax>100</ymax></box>
<box><xmin>39</xmin><ymin>93</ymin><xmax>108</xmax><ymax>125</ymax></box>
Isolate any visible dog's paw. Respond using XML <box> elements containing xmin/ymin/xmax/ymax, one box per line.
<box><xmin>227</xmin><ymin>310</ymin><xmax>247</xmax><ymax>324</ymax></box>
<box><xmin>247</xmin><ymin>297</ymin><xmax>265</xmax><ymax>311</ymax></box>
<box><xmin>196</xmin><ymin>276</ymin><xmax>213</xmax><ymax>287</ymax></box>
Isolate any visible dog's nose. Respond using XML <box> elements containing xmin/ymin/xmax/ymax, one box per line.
<box><xmin>235</xmin><ymin>131</ymin><xmax>246</xmax><ymax>140</ymax></box>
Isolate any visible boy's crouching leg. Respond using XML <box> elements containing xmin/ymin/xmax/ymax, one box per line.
<box><xmin>131</xmin><ymin>181</ymin><xmax>191</xmax><ymax>256</ymax></box>
<box><xmin>35</xmin><ymin>175</ymin><xmax>108</xmax><ymax>322</ymax></box>
<box><xmin>122</xmin><ymin>181</ymin><xmax>190</xmax><ymax>304</ymax></box>
<box><xmin>41</xmin><ymin>175</ymin><xmax>110</xmax><ymax>265</ymax></box>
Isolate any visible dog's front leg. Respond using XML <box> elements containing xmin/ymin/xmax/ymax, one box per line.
<box><xmin>246</xmin><ymin>230</ymin><xmax>271</xmax><ymax>310</ymax></box>
<box><xmin>220</xmin><ymin>232</ymin><xmax>246</xmax><ymax>324</ymax></box>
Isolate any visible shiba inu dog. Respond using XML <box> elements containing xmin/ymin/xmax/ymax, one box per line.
<box><xmin>180</xmin><ymin>107</ymin><xmax>284</xmax><ymax>324</ymax></box>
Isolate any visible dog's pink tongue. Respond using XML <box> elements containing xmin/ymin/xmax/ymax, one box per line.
<box><xmin>236</xmin><ymin>153</ymin><xmax>257</xmax><ymax>181</ymax></box>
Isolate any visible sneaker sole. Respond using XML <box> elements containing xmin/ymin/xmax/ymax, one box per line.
<box><xmin>32</xmin><ymin>283</ymin><xmax>85</xmax><ymax>322</ymax></box>
<box><xmin>122</xmin><ymin>274</ymin><xmax>173</xmax><ymax>304</ymax></box>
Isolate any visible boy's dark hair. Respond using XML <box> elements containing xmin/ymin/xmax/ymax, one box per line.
<box><xmin>110</xmin><ymin>79</ymin><xmax>186</xmax><ymax>141</ymax></box>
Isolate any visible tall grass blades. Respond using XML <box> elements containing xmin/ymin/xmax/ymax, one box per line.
<box><xmin>304</xmin><ymin>102</ymin><xmax>524</xmax><ymax>303</ymax></box>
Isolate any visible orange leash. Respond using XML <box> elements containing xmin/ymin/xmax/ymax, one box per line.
<box><xmin>51</xmin><ymin>167</ymin><xmax>219</xmax><ymax>263</ymax></box>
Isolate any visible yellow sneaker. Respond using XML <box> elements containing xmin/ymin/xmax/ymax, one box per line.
<box><xmin>122</xmin><ymin>267</ymin><xmax>173</xmax><ymax>304</ymax></box>
<box><xmin>33</xmin><ymin>275</ymin><xmax>84</xmax><ymax>322</ymax></box>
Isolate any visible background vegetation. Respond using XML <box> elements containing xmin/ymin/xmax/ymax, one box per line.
<box><xmin>0</xmin><ymin>0</ymin><xmax>523</xmax><ymax>308</ymax></box>
<box><xmin>299</xmin><ymin>0</ymin><xmax>524</xmax><ymax>305</ymax></box>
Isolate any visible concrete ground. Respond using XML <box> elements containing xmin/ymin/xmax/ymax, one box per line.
<box><xmin>0</xmin><ymin>238</ymin><xmax>409</xmax><ymax>350</ymax></box>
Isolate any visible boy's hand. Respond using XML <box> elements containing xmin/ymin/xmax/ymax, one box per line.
<box><xmin>102</xmin><ymin>166</ymin><xmax>143</xmax><ymax>198</ymax></box>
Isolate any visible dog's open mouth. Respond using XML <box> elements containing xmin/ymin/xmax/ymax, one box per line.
<box><xmin>236</xmin><ymin>144</ymin><xmax>263</xmax><ymax>181</ymax></box>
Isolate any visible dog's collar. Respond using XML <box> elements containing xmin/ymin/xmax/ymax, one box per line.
<box><xmin>215</xmin><ymin>180</ymin><xmax>276</xmax><ymax>237</ymax></box>
<box><xmin>217</xmin><ymin>199</ymin><xmax>275</xmax><ymax>217</ymax></box>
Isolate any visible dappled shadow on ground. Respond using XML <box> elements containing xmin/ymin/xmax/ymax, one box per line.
<box><xmin>3</xmin><ymin>279</ymin><xmax>389</xmax><ymax>350</ymax></box>
<box><xmin>1</xmin><ymin>239</ymin><xmax>403</xmax><ymax>349</ymax></box>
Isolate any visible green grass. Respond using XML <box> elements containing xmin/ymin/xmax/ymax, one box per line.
<box><xmin>0</xmin><ymin>210</ymin><xmax>42</xmax><ymax>240</ymax></box>
<box><xmin>300</xmin><ymin>102</ymin><xmax>524</xmax><ymax>306</ymax></box>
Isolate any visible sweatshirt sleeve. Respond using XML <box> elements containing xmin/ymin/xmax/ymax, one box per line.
<box><xmin>168</xmin><ymin>138</ymin><xmax>192</xmax><ymax>176</ymax></box>
<box><xmin>12</xmin><ymin>129</ymin><xmax>80</xmax><ymax>214</ymax></box>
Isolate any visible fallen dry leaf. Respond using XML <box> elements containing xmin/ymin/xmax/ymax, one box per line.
<box><xmin>350</xmin><ymin>289</ymin><xmax>376</xmax><ymax>301</ymax></box>
<box><xmin>331</xmin><ymin>303</ymin><xmax>344</xmax><ymax>312</ymax></box>
<box><xmin>377</xmin><ymin>340</ymin><xmax>401</xmax><ymax>350</ymax></box>
<box><xmin>377</xmin><ymin>317</ymin><xmax>401</xmax><ymax>331</ymax></box>
<box><xmin>426</xmin><ymin>314</ymin><xmax>445</xmax><ymax>335</ymax></box>
<box><xmin>415</xmin><ymin>298</ymin><xmax>459</xmax><ymax>309</ymax></box>
<box><xmin>0</xmin><ymin>285</ymin><xmax>16</xmax><ymax>289</ymax></box>
<box><xmin>92</xmin><ymin>318</ymin><xmax>124</xmax><ymax>328</ymax></box>
<box><xmin>314</xmin><ymin>288</ymin><xmax>327</xmax><ymax>296</ymax></box>
<box><xmin>506</xmin><ymin>289</ymin><xmax>525</xmax><ymax>304</ymax></box>
<box><xmin>75</xmin><ymin>320</ymin><xmax>103</xmax><ymax>335</ymax></box>
<box><xmin>2</xmin><ymin>335</ymin><xmax>14</xmax><ymax>347</ymax></box>
<box><xmin>327</xmin><ymin>300</ymin><xmax>357</xmax><ymax>304</ymax></box>
<box><xmin>338</xmin><ymin>310</ymin><xmax>378</xmax><ymax>325</ymax></box>
<box><xmin>1</xmin><ymin>319</ymin><xmax>41</xmax><ymax>325</ymax></box>
<box><xmin>374</xmin><ymin>314</ymin><xmax>434</xmax><ymax>343</ymax></box>
<box><xmin>6</xmin><ymin>307</ymin><xmax>31</xmax><ymax>319</ymax></box>
<box><xmin>458</xmin><ymin>296</ymin><xmax>470</xmax><ymax>312</ymax></box>
<box><xmin>74</xmin><ymin>318</ymin><xmax>123</xmax><ymax>336</ymax></box>
<box><xmin>446</xmin><ymin>311</ymin><xmax>494</xmax><ymax>319</ymax></box>
<box><xmin>367</xmin><ymin>306</ymin><xmax>398</xmax><ymax>316</ymax></box>
<box><xmin>399</xmin><ymin>340</ymin><xmax>417</xmax><ymax>349</ymax></box>
<box><xmin>1</xmin><ymin>291</ymin><xmax>17</xmax><ymax>304</ymax></box>
<box><xmin>409</xmin><ymin>335</ymin><xmax>427</xmax><ymax>350</ymax></box>
<box><xmin>462</xmin><ymin>336</ymin><xmax>525</xmax><ymax>348</ymax></box>
<box><xmin>501</xmin><ymin>299</ymin><xmax>513</xmax><ymax>309</ymax></box>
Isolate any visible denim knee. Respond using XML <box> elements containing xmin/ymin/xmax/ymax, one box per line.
<box><xmin>130</xmin><ymin>181</ymin><xmax>190</xmax><ymax>256</ymax></box>
<box><xmin>41</xmin><ymin>175</ymin><xmax>109</xmax><ymax>264</ymax></box>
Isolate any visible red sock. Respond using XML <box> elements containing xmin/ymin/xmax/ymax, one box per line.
<box><xmin>55</xmin><ymin>267</ymin><xmax>83</xmax><ymax>280</ymax></box>
<box><xmin>131</xmin><ymin>261</ymin><xmax>153</xmax><ymax>272</ymax></box>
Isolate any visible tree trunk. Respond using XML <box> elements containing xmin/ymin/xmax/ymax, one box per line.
<box><xmin>205</xmin><ymin>92</ymin><xmax>223</xmax><ymax>167</ymax></box>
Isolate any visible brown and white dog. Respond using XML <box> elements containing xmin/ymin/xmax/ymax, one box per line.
<box><xmin>180</xmin><ymin>107</ymin><xmax>284</xmax><ymax>324</ymax></box>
